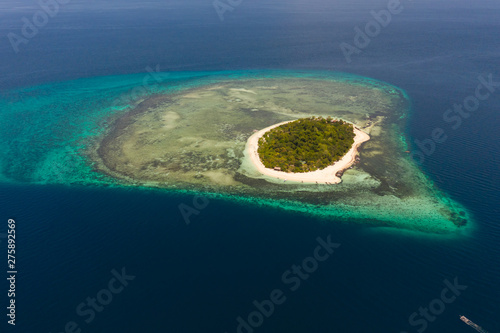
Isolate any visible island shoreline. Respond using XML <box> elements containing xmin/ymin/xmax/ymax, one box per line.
<box><xmin>244</xmin><ymin>120</ymin><xmax>371</xmax><ymax>184</ymax></box>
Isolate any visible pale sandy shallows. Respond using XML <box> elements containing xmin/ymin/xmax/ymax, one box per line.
<box><xmin>245</xmin><ymin>120</ymin><xmax>370</xmax><ymax>184</ymax></box>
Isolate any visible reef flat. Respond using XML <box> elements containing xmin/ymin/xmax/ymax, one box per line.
<box><xmin>87</xmin><ymin>74</ymin><xmax>470</xmax><ymax>233</ymax></box>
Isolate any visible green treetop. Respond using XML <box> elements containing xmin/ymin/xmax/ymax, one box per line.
<box><xmin>257</xmin><ymin>117</ymin><xmax>355</xmax><ymax>173</ymax></box>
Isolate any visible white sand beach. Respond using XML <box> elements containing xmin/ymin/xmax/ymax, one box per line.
<box><xmin>245</xmin><ymin>120</ymin><xmax>370</xmax><ymax>184</ymax></box>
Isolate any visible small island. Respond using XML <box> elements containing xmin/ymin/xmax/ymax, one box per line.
<box><xmin>247</xmin><ymin>117</ymin><xmax>370</xmax><ymax>184</ymax></box>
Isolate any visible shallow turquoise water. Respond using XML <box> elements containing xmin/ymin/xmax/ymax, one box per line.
<box><xmin>0</xmin><ymin>70</ymin><xmax>470</xmax><ymax>234</ymax></box>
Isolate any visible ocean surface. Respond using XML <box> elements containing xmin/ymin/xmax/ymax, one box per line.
<box><xmin>0</xmin><ymin>1</ymin><xmax>499</xmax><ymax>332</ymax></box>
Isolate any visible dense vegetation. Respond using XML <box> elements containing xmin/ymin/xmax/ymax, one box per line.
<box><xmin>258</xmin><ymin>117</ymin><xmax>355</xmax><ymax>173</ymax></box>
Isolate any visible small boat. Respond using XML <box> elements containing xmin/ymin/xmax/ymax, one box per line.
<box><xmin>460</xmin><ymin>316</ymin><xmax>489</xmax><ymax>333</ymax></box>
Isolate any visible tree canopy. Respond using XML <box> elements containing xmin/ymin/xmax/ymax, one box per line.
<box><xmin>258</xmin><ymin>117</ymin><xmax>355</xmax><ymax>173</ymax></box>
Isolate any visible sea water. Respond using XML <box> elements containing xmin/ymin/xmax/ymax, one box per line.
<box><xmin>0</xmin><ymin>1</ymin><xmax>499</xmax><ymax>332</ymax></box>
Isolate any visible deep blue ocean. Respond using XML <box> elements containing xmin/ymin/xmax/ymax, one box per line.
<box><xmin>0</xmin><ymin>0</ymin><xmax>499</xmax><ymax>332</ymax></box>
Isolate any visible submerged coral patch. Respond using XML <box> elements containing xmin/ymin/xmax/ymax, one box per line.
<box><xmin>88</xmin><ymin>75</ymin><xmax>470</xmax><ymax>233</ymax></box>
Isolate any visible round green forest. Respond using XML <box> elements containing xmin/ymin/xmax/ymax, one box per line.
<box><xmin>257</xmin><ymin>117</ymin><xmax>355</xmax><ymax>173</ymax></box>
